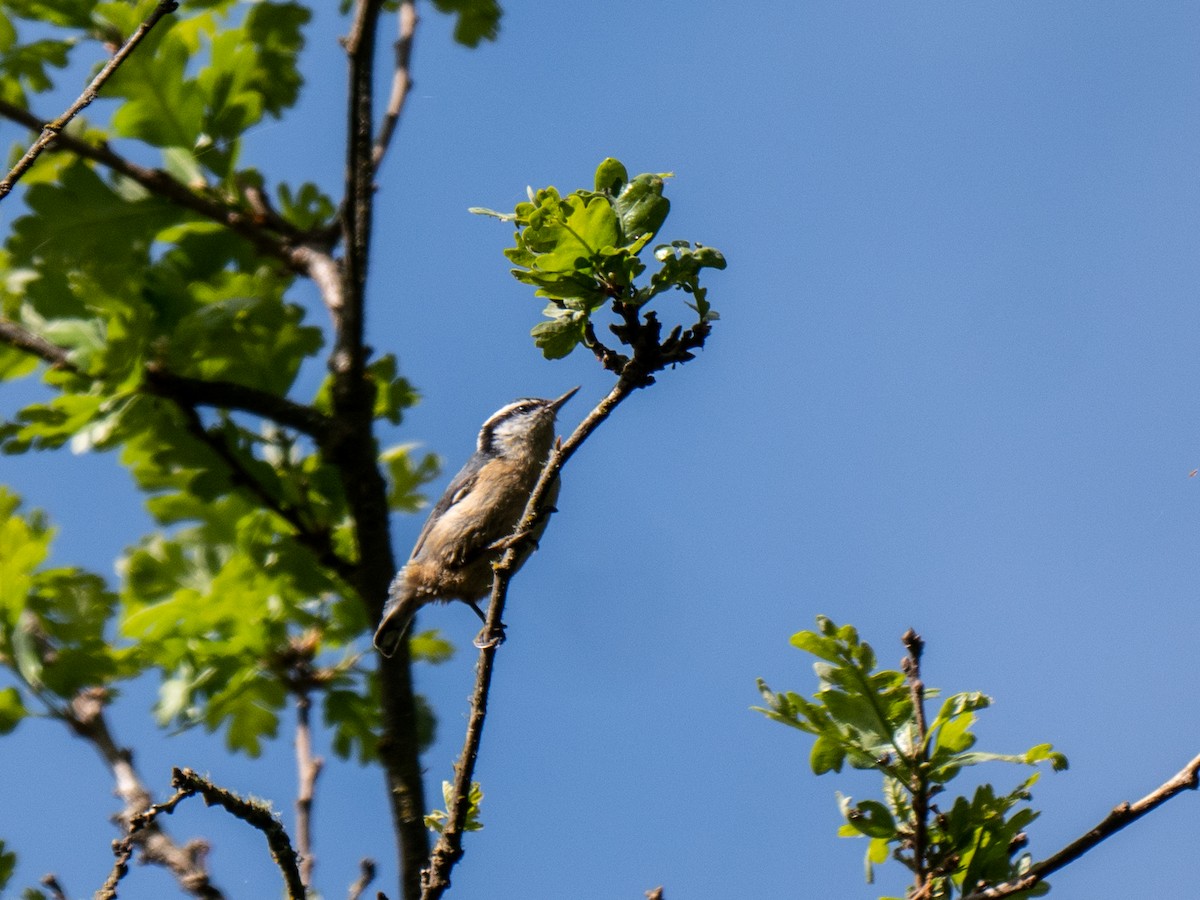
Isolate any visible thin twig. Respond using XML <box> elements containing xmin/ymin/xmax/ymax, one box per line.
<box><xmin>421</xmin><ymin>376</ymin><xmax>641</xmax><ymax>898</ymax></box>
<box><xmin>0</xmin><ymin>317</ymin><xmax>76</xmax><ymax>370</ymax></box>
<box><xmin>961</xmin><ymin>752</ymin><xmax>1200</xmax><ymax>899</ymax></box>
<box><xmin>62</xmin><ymin>690</ymin><xmax>223</xmax><ymax>900</ymax></box>
<box><xmin>901</xmin><ymin>629</ymin><xmax>930</xmax><ymax>894</ymax></box>
<box><xmin>372</xmin><ymin>0</ymin><xmax>418</xmax><ymax>172</ymax></box>
<box><xmin>39</xmin><ymin>874</ymin><xmax>68</xmax><ymax>900</ymax></box>
<box><xmin>0</xmin><ymin>1</ymin><xmax>179</xmax><ymax>200</ymax></box>
<box><xmin>168</xmin><ymin>767</ymin><xmax>307</xmax><ymax>900</ymax></box>
<box><xmin>295</xmin><ymin>690</ymin><xmax>324</xmax><ymax>888</ymax></box>
<box><xmin>349</xmin><ymin>858</ymin><xmax>378</xmax><ymax>900</ymax></box>
<box><xmin>0</xmin><ymin>99</ymin><xmax>318</xmax><ymax>273</ymax></box>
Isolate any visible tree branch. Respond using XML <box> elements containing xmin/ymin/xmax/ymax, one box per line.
<box><xmin>0</xmin><ymin>99</ymin><xmax>318</xmax><ymax>273</ymax></box>
<box><xmin>340</xmin><ymin>7</ymin><xmax>430</xmax><ymax>900</ymax></box>
<box><xmin>372</xmin><ymin>0</ymin><xmax>418</xmax><ymax>173</ymax></box>
<box><xmin>294</xmin><ymin>688</ymin><xmax>324</xmax><ymax>888</ymax></box>
<box><xmin>143</xmin><ymin>364</ymin><xmax>335</xmax><ymax>441</ymax></box>
<box><xmin>961</xmin><ymin>752</ymin><xmax>1200</xmax><ymax>900</ymax></box>
<box><xmin>348</xmin><ymin>858</ymin><xmax>378</xmax><ymax>900</ymax></box>
<box><xmin>171</xmin><ymin>402</ymin><xmax>356</xmax><ymax>584</ymax></box>
<box><xmin>0</xmin><ymin>317</ymin><xmax>76</xmax><ymax>370</ymax></box>
<box><xmin>65</xmin><ymin>689</ymin><xmax>224</xmax><ymax>900</ymax></box>
<box><xmin>151</xmin><ymin>767</ymin><xmax>305</xmax><ymax>900</ymax></box>
<box><xmin>421</xmin><ymin>376</ymin><xmax>642</xmax><ymax>898</ymax></box>
<box><xmin>901</xmin><ymin>629</ymin><xmax>931</xmax><ymax>895</ymax></box>
<box><xmin>0</xmin><ymin>1</ymin><xmax>179</xmax><ymax>201</ymax></box>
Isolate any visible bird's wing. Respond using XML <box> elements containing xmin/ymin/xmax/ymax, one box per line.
<box><xmin>409</xmin><ymin>458</ymin><xmax>482</xmax><ymax>560</ymax></box>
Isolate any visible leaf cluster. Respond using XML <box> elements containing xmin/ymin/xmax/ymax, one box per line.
<box><xmin>0</xmin><ymin>2</ymin><xmax>459</xmax><ymax>767</ymax></box>
<box><xmin>472</xmin><ymin>157</ymin><xmax>725</xmax><ymax>364</ymax></box>
<box><xmin>756</xmin><ymin>617</ymin><xmax>1067</xmax><ymax>899</ymax></box>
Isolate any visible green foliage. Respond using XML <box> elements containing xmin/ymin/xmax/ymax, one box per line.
<box><xmin>0</xmin><ymin>839</ymin><xmax>14</xmax><ymax>893</ymax></box>
<box><xmin>425</xmin><ymin>780</ymin><xmax>483</xmax><ymax>834</ymax></box>
<box><xmin>756</xmin><ymin>617</ymin><xmax>1067</xmax><ymax>899</ymax></box>
<box><xmin>472</xmin><ymin>157</ymin><xmax>725</xmax><ymax>359</ymax></box>
<box><xmin>0</xmin><ymin>488</ymin><xmax>135</xmax><ymax>706</ymax></box>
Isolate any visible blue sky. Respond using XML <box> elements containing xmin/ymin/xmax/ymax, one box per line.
<box><xmin>3</xmin><ymin>2</ymin><xmax>1200</xmax><ymax>898</ymax></box>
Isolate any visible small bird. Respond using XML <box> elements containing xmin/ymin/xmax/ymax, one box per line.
<box><xmin>373</xmin><ymin>387</ymin><xmax>580</xmax><ymax>656</ymax></box>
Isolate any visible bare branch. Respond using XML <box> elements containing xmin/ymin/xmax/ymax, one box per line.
<box><xmin>169</xmin><ymin>767</ymin><xmax>307</xmax><ymax>900</ymax></box>
<box><xmin>143</xmin><ymin>364</ymin><xmax>335</xmax><ymax>440</ymax></box>
<box><xmin>372</xmin><ymin>0</ymin><xmax>418</xmax><ymax>173</ymax></box>
<box><xmin>422</xmin><ymin>377</ymin><xmax>641</xmax><ymax>898</ymax></box>
<box><xmin>0</xmin><ymin>1</ymin><xmax>179</xmax><ymax>200</ymax></box>
<box><xmin>0</xmin><ymin>317</ymin><xmax>76</xmax><ymax>371</ymax></box>
<box><xmin>901</xmin><ymin>628</ymin><xmax>930</xmax><ymax>895</ymax></box>
<box><xmin>349</xmin><ymin>858</ymin><xmax>378</xmax><ymax>900</ymax></box>
<box><xmin>65</xmin><ymin>689</ymin><xmax>224</xmax><ymax>900</ymax></box>
<box><xmin>295</xmin><ymin>690</ymin><xmax>324</xmax><ymax>888</ymax></box>
<box><xmin>961</xmin><ymin>752</ymin><xmax>1200</xmax><ymax>900</ymax></box>
<box><xmin>38</xmin><ymin>874</ymin><xmax>69</xmax><ymax>900</ymax></box>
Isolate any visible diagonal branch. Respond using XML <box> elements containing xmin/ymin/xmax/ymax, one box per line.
<box><xmin>0</xmin><ymin>99</ymin><xmax>320</xmax><ymax>274</ymax></box>
<box><xmin>143</xmin><ymin>365</ymin><xmax>335</xmax><ymax>441</ymax></box>
<box><xmin>0</xmin><ymin>317</ymin><xmax>76</xmax><ymax>370</ymax></box>
<box><xmin>421</xmin><ymin>375</ymin><xmax>642</xmax><ymax>898</ymax></box>
<box><xmin>0</xmin><ymin>316</ymin><xmax>336</xmax><ymax>442</ymax></box>
<box><xmin>102</xmin><ymin>767</ymin><xmax>305</xmax><ymax>900</ymax></box>
<box><xmin>66</xmin><ymin>689</ymin><xmax>224</xmax><ymax>900</ymax></box>
<box><xmin>0</xmin><ymin>0</ymin><xmax>179</xmax><ymax>201</ymax></box>
<box><xmin>961</xmin><ymin>752</ymin><xmax>1200</xmax><ymax>900</ymax></box>
<box><xmin>372</xmin><ymin>0</ymin><xmax>418</xmax><ymax>173</ymax></box>
<box><xmin>172</xmin><ymin>402</ymin><xmax>357</xmax><ymax>585</ymax></box>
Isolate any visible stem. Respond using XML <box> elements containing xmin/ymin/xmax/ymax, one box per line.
<box><xmin>902</xmin><ymin>629</ymin><xmax>930</xmax><ymax>895</ymax></box>
<box><xmin>295</xmin><ymin>691</ymin><xmax>324</xmax><ymax>888</ymax></box>
<box><xmin>961</xmin><ymin>752</ymin><xmax>1200</xmax><ymax>900</ymax></box>
<box><xmin>0</xmin><ymin>1</ymin><xmax>179</xmax><ymax>200</ymax></box>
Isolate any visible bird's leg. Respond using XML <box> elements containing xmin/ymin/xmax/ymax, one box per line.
<box><xmin>468</xmin><ymin>599</ymin><xmax>506</xmax><ymax>648</ymax></box>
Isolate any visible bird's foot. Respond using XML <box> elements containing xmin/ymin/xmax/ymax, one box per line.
<box><xmin>473</xmin><ymin>621</ymin><xmax>507</xmax><ymax>649</ymax></box>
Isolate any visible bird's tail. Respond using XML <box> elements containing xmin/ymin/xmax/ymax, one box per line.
<box><xmin>373</xmin><ymin>575</ymin><xmax>421</xmax><ymax>657</ymax></box>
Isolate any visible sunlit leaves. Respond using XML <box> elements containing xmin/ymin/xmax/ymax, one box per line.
<box><xmin>425</xmin><ymin>779</ymin><xmax>483</xmax><ymax>834</ymax></box>
<box><xmin>757</xmin><ymin>616</ymin><xmax>1067</xmax><ymax>898</ymax></box>
<box><xmin>0</xmin><ymin>489</ymin><xmax>132</xmax><ymax>705</ymax></box>
<box><xmin>429</xmin><ymin>0</ymin><xmax>500</xmax><ymax>47</ymax></box>
<box><xmin>473</xmin><ymin>157</ymin><xmax>725</xmax><ymax>358</ymax></box>
<box><xmin>381</xmin><ymin>442</ymin><xmax>439</xmax><ymax>513</ymax></box>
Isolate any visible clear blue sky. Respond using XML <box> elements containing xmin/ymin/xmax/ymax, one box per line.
<box><xmin>3</xmin><ymin>2</ymin><xmax>1199</xmax><ymax>898</ymax></box>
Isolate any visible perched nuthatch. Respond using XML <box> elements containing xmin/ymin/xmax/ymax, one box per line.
<box><xmin>372</xmin><ymin>387</ymin><xmax>579</xmax><ymax>656</ymax></box>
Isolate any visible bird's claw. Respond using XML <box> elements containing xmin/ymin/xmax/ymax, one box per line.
<box><xmin>473</xmin><ymin>621</ymin><xmax>507</xmax><ymax>649</ymax></box>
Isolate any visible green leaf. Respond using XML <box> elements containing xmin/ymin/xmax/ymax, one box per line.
<box><xmin>594</xmin><ymin>157</ymin><xmax>628</xmax><ymax>195</ymax></box>
<box><xmin>324</xmin><ymin>687</ymin><xmax>380</xmax><ymax>764</ymax></box>
<box><xmin>425</xmin><ymin>779</ymin><xmax>484</xmax><ymax>833</ymax></box>
<box><xmin>381</xmin><ymin>443</ymin><xmax>439</xmax><ymax>513</ymax></box>
<box><xmin>613</xmin><ymin>172</ymin><xmax>671</xmax><ymax>243</ymax></box>
<box><xmin>810</xmin><ymin>734</ymin><xmax>845</xmax><ymax>774</ymax></box>
<box><xmin>0</xmin><ymin>687</ymin><xmax>27</xmax><ymax>734</ymax></box>
<box><xmin>0</xmin><ymin>839</ymin><xmax>14</xmax><ymax>892</ymax></box>
<box><xmin>531</xmin><ymin>308</ymin><xmax>587</xmax><ymax>359</ymax></box>
<box><xmin>430</xmin><ymin>0</ymin><xmax>501</xmax><ymax>47</ymax></box>
<box><xmin>844</xmin><ymin>799</ymin><xmax>896</xmax><ymax>839</ymax></box>
<box><xmin>106</xmin><ymin>26</ymin><xmax>205</xmax><ymax>148</ymax></box>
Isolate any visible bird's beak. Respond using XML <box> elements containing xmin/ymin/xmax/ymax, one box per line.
<box><xmin>550</xmin><ymin>385</ymin><xmax>581</xmax><ymax>411</ymax></box>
